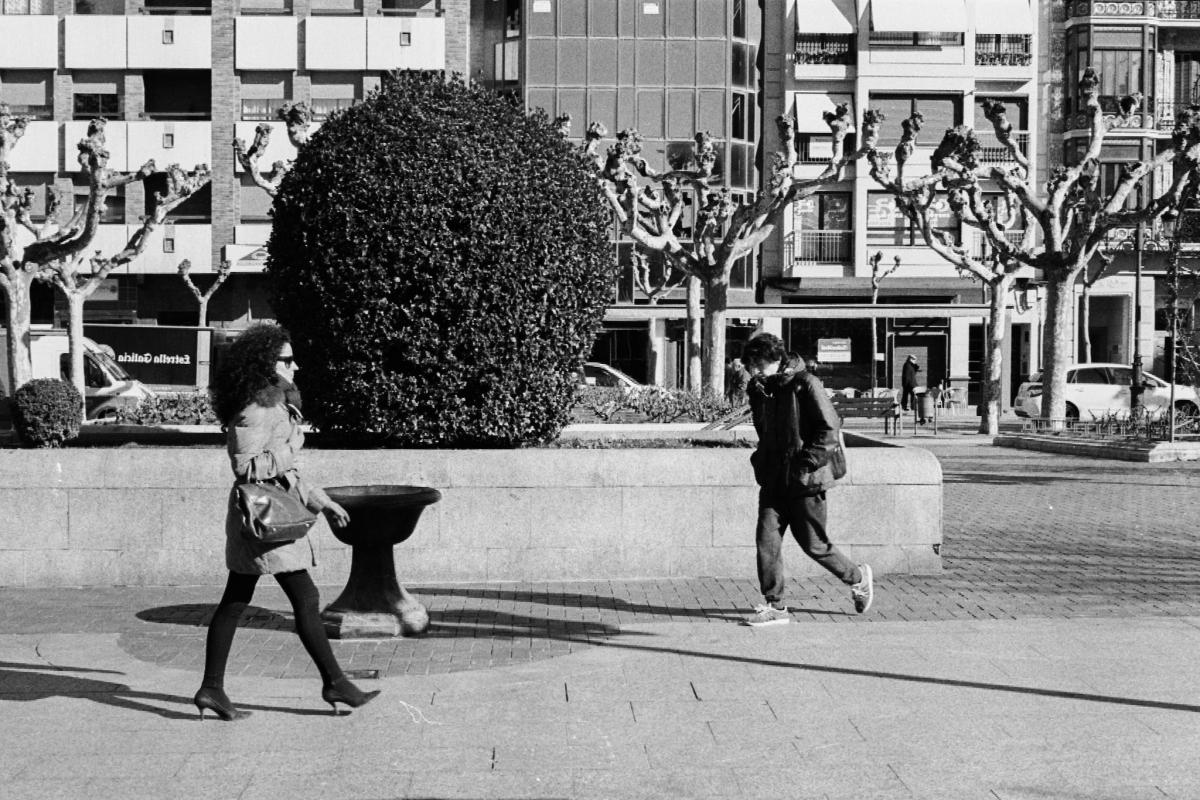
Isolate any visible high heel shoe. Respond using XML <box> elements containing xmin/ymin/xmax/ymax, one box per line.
<box><xmin>193</xmin><ymin>687</ymin><xmax>252</xmax><ymax>721</ymax></box>
<box><xmin>322</xmin><ymin>677</ymin><xmax>381</xmax><ymax>715</ymax></box>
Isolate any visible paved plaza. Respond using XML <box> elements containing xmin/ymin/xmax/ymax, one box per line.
<box><xmin>2</xmin><ymin>430</ymin><xmax>1199</xmax><ymax>799</ymax></box>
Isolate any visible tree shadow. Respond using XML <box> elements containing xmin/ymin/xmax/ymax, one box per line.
<box><xmin>0</xmin><ymin>659</ymin><xmax>333</xmax><ymax>719</ymax></box>
<box><xmin>136</xmin><ymin>603</ymin><xmax>294</xmax><ymax>631</ymax></box>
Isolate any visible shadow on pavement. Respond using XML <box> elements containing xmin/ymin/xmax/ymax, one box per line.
<box><xmin>137</xmin><ymin>603</ymin><xmax>294</xmax><ymax>630</ymax></box>
<box><xmin>0</xmin><ymin>660</ymin><xmax>343</xmax><ymax>719</ymax></box>
<box><xmin>588</xmin><ymin>640</ymin><xmax>1200</xmax><ymax>715</ymax></box>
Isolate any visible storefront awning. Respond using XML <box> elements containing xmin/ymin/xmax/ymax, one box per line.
<box><xmin>973</xmin><ymin>0</ymin><xmax>1033</xmax><ymax>34</ymax></box>
<box><xmin>797</xmin><ymin>0</ymin><xmax>857</xmax><ymax>34</ymax></box>
<box><xmin>794</xmin><ymin>93</ymin><xmax>856</xmax><ymax>133</ymax></box>
<box><xmin>870</xmin><ymin>0</ymin><xmax>966</xmax><ymax>32</ymax></box>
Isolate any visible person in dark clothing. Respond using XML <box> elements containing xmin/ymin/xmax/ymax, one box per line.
<box><xmin>741</xmin><ymin>333</ymin><xmax>874</xmax><ymax>626</ymax></box>
<box><xmin>901</xmin><ymin>354</ymin><xmax>921</xmax><ymax>416</ymax></box>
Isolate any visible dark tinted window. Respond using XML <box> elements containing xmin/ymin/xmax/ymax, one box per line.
<box><xmin>1071</xmin><ymin>368</ymin><xmax>1110</xmax><ymax>384</ymax></box>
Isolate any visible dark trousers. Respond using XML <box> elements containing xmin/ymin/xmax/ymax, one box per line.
<box><xmin>756</xmin><ymin>489</ymin><xmax>860</xmax><ymax>605</ymax></box>
<box><xmin>202</xmin><ymin>570</ymin><xmax>343</xmax><ymax>690</ymax></box>
<box><xmin>901</xmin><ymin>385</ymin><xmax>916</xmax><ymax>411</ymax></box>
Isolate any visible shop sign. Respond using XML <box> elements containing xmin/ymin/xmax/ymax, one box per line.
<box><xmin>817</xmin><ymin>337</ymin><xmax>852</xmax><ymax>363</ymax></box>
<box><xmin>84</xmin><ymin>324</ymin><xmax>200</xmax><ymax>386</ymax></box>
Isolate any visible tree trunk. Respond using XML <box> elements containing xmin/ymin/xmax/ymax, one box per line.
<box><xmin>2</xmin><ymin>273</ymin><xmax>35</xmax><ymax>394</ymax></box>
<box><xmin>685</xmin><ymin>275</ymin><xmax>702</xmax><ymax>393</ymax></box>
<box><xmin>1081</xmin><ymin>281</ymin><xmax>1092</xmax><ymax>362</ymax></box>
<box><xmin>198</xmin><ymin>298</ymin><xmax>209</xmax><ymax>328</ymax></box>
<box><xmin>1041</xmin><ymin>277</ymin><xmax>1075</xmax><ymax>425</ymax></box>
<box><xmin>702</xmin><ymin>273</ymin><xmax>728</xmax><ymax>397</ymax></box>
<box><xmin>978</xmin><ymin>274</ymin><xmax>1013</xmax><ymax>436</ymax></box>
<box><xmin>67</xmin><ymin>292</ymin><xmax>87</xmax><ymax>424</ymax></box>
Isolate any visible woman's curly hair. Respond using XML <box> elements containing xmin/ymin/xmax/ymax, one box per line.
<box><xmin>212</xmin><ymin>323</ymin><xmax>291</xmax><ymax>426</ymax></box>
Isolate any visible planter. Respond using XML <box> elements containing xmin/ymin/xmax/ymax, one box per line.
<box><xmin>0</xmin><ymin>434</ymin><xmax>942</xmax><ymax>587</ymax></box>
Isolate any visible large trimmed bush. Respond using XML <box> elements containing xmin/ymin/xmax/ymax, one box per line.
<box><xmin>267</xmin><ymin>73</ymin><xmax>615</xmax><ymax>447</ymax></box>
<box><xmin>12</xmin><ymin>378</ymin><xmax>82</xmax><ymax>447</ymax></box>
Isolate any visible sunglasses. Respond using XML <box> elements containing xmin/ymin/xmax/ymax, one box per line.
<box><xmin>278</xmin><ymin>356</ymin><xmax>296</xmax><ymax>366</ymax></box>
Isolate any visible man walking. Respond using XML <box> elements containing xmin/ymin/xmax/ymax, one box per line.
<box><xmin>901</xmin><ymin>354</ymin><xmax>921</xmax><ymax>416</ymax></box>
<box><xmin>741</xmin><ymin>333</ymin><xmax>873</xmax><ymax>626</ymax></box>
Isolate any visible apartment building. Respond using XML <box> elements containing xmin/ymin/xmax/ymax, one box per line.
<box><xmin>0</xmin><ymin>0</ymin><xmax>465</xmax><ymax>381</ymax></box>
<box><xmin>753</xmin><ymin>0</ymin><xmax>1041</xmax><ymax>404</ymax></box>
<box><xmin>473</xmin><ymin>0</ymin><xmax>762</xmax><ymax>386</ymax></box>
<box><xmin>1051</xmin><ymin>1</ymin><xmax>1200</xmax><ymax>380</ymax></box>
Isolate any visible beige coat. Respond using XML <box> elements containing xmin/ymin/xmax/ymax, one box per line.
<box><xmin>224</xmin><ymin>401</ymin><xmax>327</xmax><ymax>575</ymax></box>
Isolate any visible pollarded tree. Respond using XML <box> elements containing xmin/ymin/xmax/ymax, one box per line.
<box><xmin>178</xmin><ymin>258</ymin><xmax>232</xmax><ymax>327</ymax></box>
<box><xmin>866</xmin><ymin>71</ymin><xmax>1200</xmax><ymax>429</ymax></box>
<box><xmin>581</xmin><ymin>105</ymin><xmax>879</xmax><ymax>396</ymax></box>
<box><xmin>2</xmin><ymin>114</ymin><xmax>210</xmax><ymax>415</ymax></box>
<box><xmin>867</xmin><ymin>251</ymin><xmax>900</xmax><ymax>393</ymax></box>
<box><xmin>866</xmin><ymin>100</ymin><xmax>1036</xmax><ymax>435</ymax></box>
<box><xmin>267</xmin><ymin>73</ymin><xmax>615</xmax><ymax>446</ymax></box>
<box><xmin>233</xmin><ymin>102</ymin><xmax>314</xmax><ymax>199</ymax></box>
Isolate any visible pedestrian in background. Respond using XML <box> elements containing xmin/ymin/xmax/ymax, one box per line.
<box><xmin>725</xmin><ymin>357</ymin><xmax>750</xmax><ymax>405</ymax></box>
<box><xmin>901</xmin><ymin>354</ymin><xmax>921</xmax><ymax>416</ymax></box>
<box><xmin>741</xmin><ymin>332</ymin><xmax>874</xmax><ymax>626</ymax></box>
<box><xmin>195</xmin><ymin>322</ymin><xmax>379</xmax><ymax>721</ymax></box>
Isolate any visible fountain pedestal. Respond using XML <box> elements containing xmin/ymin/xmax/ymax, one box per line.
<box><xmin>319</xmin><ymin>485</ymin><xmax>441</xmax><ymax>639</ymax></box>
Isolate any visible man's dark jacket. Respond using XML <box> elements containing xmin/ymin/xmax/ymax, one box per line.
<box><xmin>902</xmin><ymin>359</ymin><xmax>920</xmax><ymax>389</ymax></box>
<box><xmin>746</xmin><ymin>369</ymin><xmax>841</xmax><ymax>496</ymax></box>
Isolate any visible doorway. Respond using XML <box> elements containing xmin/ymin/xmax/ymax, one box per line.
<box><xmin>890</xmin><ymin>336</ymin><xmax>947</xmax><ymax>392</ymax></box>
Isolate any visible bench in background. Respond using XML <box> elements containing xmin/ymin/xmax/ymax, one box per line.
<box><xmin>831</xmin><ymin>395</ymin><xmax>902</xmax><ymax>435</ymax></box>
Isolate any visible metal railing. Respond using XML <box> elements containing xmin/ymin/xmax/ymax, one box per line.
<box><xmin>970</xmin><ymin>229</ymin><xmax>1027</xmax><ymax>259</ymax></box>
<box><xmin>241</xmin><ymin>99</ymin><xmax>281</xmax><ymax>121</ymax></box>
<box><xmin>976</xmin><ymin>131</ymin><xmax>1029</xmax><ymax>164</ymax></box>
<box><xmin>3</xmin><ymin>104</ymin><xmax>53</xmax><ymax>120</ymax></box>
<box><xmin>311</xmin><ymin>98</ymin><xmax>356</xmax><ymax>120</ymax></box>
<box><xmin>793</xmin><ymin>34</ymin><xmax>855</xmax><ymax>66</ymax></box>
<box><xmin>1021</xmin><ymin>413</ymin><xmax>1200</xmax><ymax>442</ymax></box>
<box><xmin>792</xmin><ymin>230</ymin><xmax>852</xmax><ymax>264</ymax></box>
<box><xmin>974</xmin><ymin>35</ymin><xmax>1032</xmax><ymax>66</ymax></box>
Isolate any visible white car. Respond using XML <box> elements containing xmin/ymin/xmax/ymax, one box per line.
<box><xmin>577</xmin><ymin>362</ymin><xmax>648</xmax><ymax>393</ymax></box>
<box><xmin>1014</xmin><ymin>363</ymin><xmax>1200</xmax><ymax>420</ymax></box>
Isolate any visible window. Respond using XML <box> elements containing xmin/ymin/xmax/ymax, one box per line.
<box><xmin>163</xmin><ymin>237</ymin><xmax>176</xmax><ymax>253</ymax></box>
<box><xmin>162</xmin><ymin>30</ymin><xmax>175</xmax><ymax>45</ymax></box>
<box><xmin>0</xmin><ymin>70</ymin><xmax>53</xmax><ymax>119</ymax></box>
<box><xmin>733</xmin><ymin>0</ymin><xmax>745</xmax><ymax>39</ymax></box>
<box><xmin>74</xmin><ymin>0</ymin><xmax>123</xmax><ymax>12</ymax></box>
<box><xmin>1071</xmin><ymin>367</ymin><xmax>1110</xmax><ymax>384</ymax></box>
<box><xmin>794</xmin><ymin>193</ymin><xmax>851</xmax><ymax>231</ymax></box>
<box><xmin>3</xmin><ymin>0</ymin><xmax>54</xmax><ymax>12</ymax></box>
<box><xmin>1095</xmin><ymin>49</ymin><xmax>1145</xmax><ymax>111</ymax></box>
<box><xmin>310</xmin><ymin>97</ymin><xmax>355</xmax><ymax>120</ymax></box>
<box><xmin>73</xmin><ymin>178</ymin><xmax>124</xmax><ymax>224</ymax></box>
<box><xmin>870</xmin><ymin>95</ymin><xmax>960</xmax><ymax>147</ymax></box>
<box><xmin>73</xmin><ymin>93</ymin><xmax>120</xmax><ymax>120</ymax></box>
<box><xmin>867</xmin><ymin>191</ymin><xmax>958</xmax><ymax>247</ymax></box>
<box><xmin>162</xmin><ymin>133</ymin><xmax>175</xmax><ymax>149</ymax></box>
<box><xmin>399</xmin><ymin>31</ymin><xmax>411</xmax><ymax>46</ymax></box>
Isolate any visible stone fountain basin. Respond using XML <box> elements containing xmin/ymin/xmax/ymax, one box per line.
<box><xmin>323</xmin><ymin>484</ymin><xmax>442</xmax><ymax>547</ymax></box>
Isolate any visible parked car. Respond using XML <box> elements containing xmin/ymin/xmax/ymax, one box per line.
<box><xmin>576</xmin><ymin>362</ymin><xmax>645</xmax><ymax>391</ymax></box>
<box><xmin>0</xmin><ymin>329</ymin><xmax>158</xmax><ymax>421</ymax></box>
<box><xmin>1013</xmin><ymin>363</ymin><xmax>1200</xmax><ymax>420</ymax></box>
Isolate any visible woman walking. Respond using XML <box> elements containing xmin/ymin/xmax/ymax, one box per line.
<box><xmin>194</xmin><ymin>322</ymin><xmax>380</xmax><ymax>721</ymax></box>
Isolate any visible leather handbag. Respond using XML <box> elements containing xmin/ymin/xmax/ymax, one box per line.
<box><xmin>236</xmin><ymin>479</ymin><xmax>318</xmax><ymax>544</ymax></box>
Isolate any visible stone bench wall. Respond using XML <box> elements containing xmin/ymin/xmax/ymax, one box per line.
<box><xmin>0</xmin><ymin>444</ymin><xmax>942</xmax><ymax>587</ymax></box>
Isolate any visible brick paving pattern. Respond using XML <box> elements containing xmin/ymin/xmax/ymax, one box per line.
<box><xmin>3</xmin><ymin>441</ymin><xmax>1198</xmax><ymax>678</ymax></box>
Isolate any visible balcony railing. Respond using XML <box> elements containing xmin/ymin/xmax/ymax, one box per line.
<box><xmin>977</xmin><ymin>131</ymin><xmax>1030</xmax><ymax>164</ymax></box>
<box><xmin>241</xmin><ymin>99</ymin><xmax>281</xmax><ymax>121</ymax></box>
<box><xmin>3</xmin><ymin>104</ymin><xmax>53</xmax><ymax>121</ymax></box>
<box><xmin>975</xmin><ymin>35</ymin><xmax>1032</xmax><ymax>67</ymax></box>
<box><xmin>970</xmin><ymin>229</ymin><xmax>1027</xmax><ymax>259</ymax></box>
<box><xmin>790</xmin><ymin>230</ymin><xmax>852</xmax><ymax>264</ymax></box>
<box><xmin>1156</xmin><ymin>100</ymin><xmax>1200</xmax><ymax>131</ymax></box>
<box><xmin>793</xmin><ymin>34</ymin><xmax>855</xmax><ymax>66</ymax></box>
<box><xmin>1144</xmin><ymin>1</ymin><xmax>1200</xmax><ymax>19</ymax></box>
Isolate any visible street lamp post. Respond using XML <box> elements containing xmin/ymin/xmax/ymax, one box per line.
<box><xmin>1131</xmin><ymin>221</ymin><xmax>1145</xmax><ymax>414</ymax></box>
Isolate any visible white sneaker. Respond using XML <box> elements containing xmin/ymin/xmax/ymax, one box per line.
<box><xmin>851</xmin><ymin>564</ymin><xmax>874</xmax><ymax>614</ymax></box>
<box><xmin>744</xmin><ymin>604</ymin><xmax>790</xmax><ymax>626</ymax></box>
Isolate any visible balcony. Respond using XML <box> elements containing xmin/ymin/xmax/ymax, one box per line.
<box><xmin>304</xmin><ymin>17</ymin><xmax>367</xmax><ymax>69</ymax></box>
<box><xmin>6</xmin><ymin>121</ymin><xmax>58</xmax><ymax>171</ymax></box>
<box><xmin>125</xmin><ymin>121</ymin><xmax>212</xmax><ymax>171</ymax></box>
<box><xmin>66</xmin><ymin>120</ymin><xmax>130</xmax><ymax>171</ymax></box>
<box><xmin>366</xmin><ymin>15</ymin><xmax>446</xmax><ymax>71</ymax></box>
<box><xmin>974</xmin><ymin>35</ymin><xmax>1032</xmax><ymax>68</ymax></box>
<box><xmin>3</xmin><ymin>104</ymin><xmax>53</xmax><ymax>121</ymax></box>
<box><xmin>977</xmin><ymin>131</ymin><xmax>1030</xmax><ymax>164</ymax></box>
<box><xmin>793</xmin><ymin>35</ymin><xmax>855</xmax><ymax>67</ymax></box>
<box><xmin>127</xmin><ymin>16</ymin><xmax>212</xmax><ymax>69</ymax></box>
<box><xmin>232</xmin><ymin>120</ymin><xmax>322</xmax><ymax>171</ymax></box>
<box><xmin>1155</xmin><ymin>100</ymin><xmax>1200</xmax><ymax>131</ymax></box>
<box><xmin>235</xmin><ymin>16</ymin><xmax>299</xmax><ymax>70</ymax></box>
<box><xmin>64</xmin><ymin>16</ymin><xmax>128</xmax><ymax>69</ymax></box>
<box><xmin>0</xmin><ymin>15</ymin><xmax>58</xmax><ymax>68</ymax></box>
<box><xmin>788</xmin><ymin>231</ymin><xmax>853</xmax><ymax>265</ymax></box>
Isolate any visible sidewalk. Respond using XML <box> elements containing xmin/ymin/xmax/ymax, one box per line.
<box><xmin>3</xmin><ymin>439</ymin><xmax>1200</xmax><ymax>799</ymax></box>
<box><xmin>2</xmin><ymin>608</ymin><xmax>1198</xmax><ymax>800</ymax></box>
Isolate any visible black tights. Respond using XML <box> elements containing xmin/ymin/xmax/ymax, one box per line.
<box><xmin>202</xmin><ymin>570</ymin><xmax>344</xmax><ymax>690</ymax></box>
